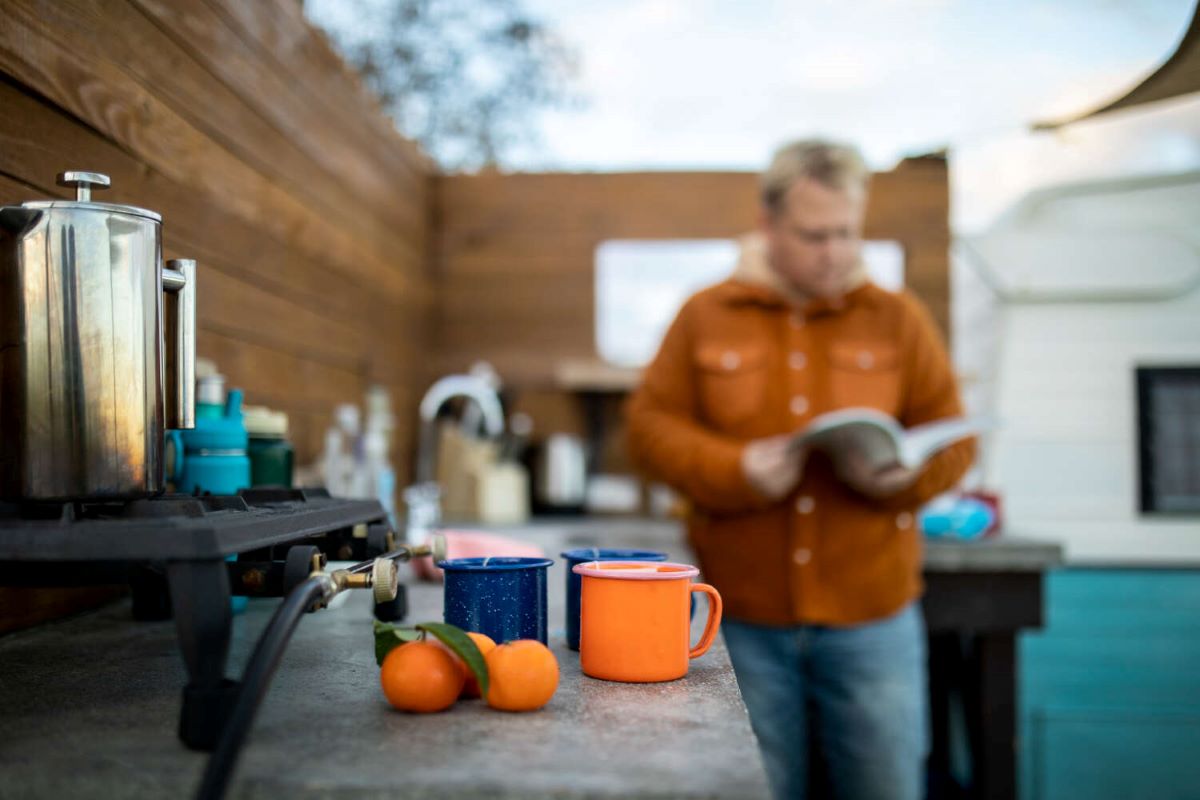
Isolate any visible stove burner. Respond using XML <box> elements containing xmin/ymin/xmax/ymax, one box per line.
<box><xmin>122</xmin><ymin>497</ymin><xmax>220</xmax><ymax>518</ymax></box>
<box><xmin>0</xmin><ymin>499</ymin><xmax>77</xmax><ymax>522</ymax></box>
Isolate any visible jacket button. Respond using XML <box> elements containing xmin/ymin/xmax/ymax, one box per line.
<box><xmin>721</xmin><ymin>351</ymin><xmax>741</xmax><ymax>370</ymax></box>
<box><xmin>857</xmin><ymin>350</ymin><xmax>876</xmax><ymax>369</ymax></box>
<box><xmin>896</xmin><ymin>512</ymin><xmax>914</xmax><ymax>530</ymax></box>
<box><xmin>793</xmin><ymin>548</ymin><xmax>811</xmax><ymax>565</ymax></box>
<box><xmin>789</xmin><ymin>352</ymin><xmax>807</xmax><ymax>370</ymax></box>
<box><xmin>790</xmin><ymin>396</ymin><xmax>809</xmax><ymax>415</ymax></box>
<box><xmin>796</xmin><ymin>496</ymin><xmax>815</xmax><ymax>515</ymax></box>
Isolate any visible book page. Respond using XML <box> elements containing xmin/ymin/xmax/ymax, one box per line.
<box><xmin>792</xmin><ymin>408</ymin><xmax>904</xmax><ymax>471</ymax></box>
<box><xmin>899</xmin><ymin>417</ymin><xmax>988</xmax><ymax>469</ymax></box>
<box><xmin>792</xmin><ymin>409</ymin><xmax>987</xmax><ymax>472</ymax></box>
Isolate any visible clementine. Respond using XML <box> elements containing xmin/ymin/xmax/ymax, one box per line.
<box><xmin>484</xmin><ymin>639</ymin><xmax>558</xmax><ymax>712</ymax></box>
<box><xmin>380</xmin><ymin>640</ymin><xmax>464</xmax><ymax>713</ymax></box>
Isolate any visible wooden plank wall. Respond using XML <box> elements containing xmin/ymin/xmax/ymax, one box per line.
<box><xmin>434</xmin><ymin>157</ymin><xmax>952</xmax><ymax>387</ymax></box>
<box><xmin>0</xmin><ymin>0</ymin><xmax>434</xmax><ymax>471</ymax></box>
<box><xmin>0</xmin><ymin>0</ymin><xmax>432</xmax><ymax>633</ymax></box>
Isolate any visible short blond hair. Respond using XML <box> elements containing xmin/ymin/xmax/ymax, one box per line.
<box><xmin>761</xmin><ymin>139</ymin><xmax>869</xmax><ymax>213</ymax></box>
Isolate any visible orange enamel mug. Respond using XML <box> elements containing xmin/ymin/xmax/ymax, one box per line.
<box><xmin>572</xmin><ymin>561</ymin><xmax>723</xmax><ymax>683</ymax></box>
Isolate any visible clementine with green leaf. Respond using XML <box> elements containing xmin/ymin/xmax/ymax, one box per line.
<box><xmin>374</xmin><ymin>620</ymin><xmax>491</xmax><ymax>712</ymax></box>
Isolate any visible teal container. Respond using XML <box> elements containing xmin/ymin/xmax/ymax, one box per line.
<box><xmin>171</xmin><ymin>450</ymin><xmax>252</xmax><ymax>495</ymax></box>
<box><xmin>168</xmin><ymin>389</ymin><xmax>251</xmax><ymax>495</ymax></box>
<box><xmin>167</xmin><ymin>387</ymin><xmax>251</xmax><ymax>614</ymax></box>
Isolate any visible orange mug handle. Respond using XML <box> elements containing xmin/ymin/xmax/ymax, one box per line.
<box><xmin>688</xmin><ymin>582</ymin><xmax>723</xmax><ymax>659</ymax></box>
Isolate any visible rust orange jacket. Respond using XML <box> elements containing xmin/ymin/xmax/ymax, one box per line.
<box><xmin>626</xmin><ymin>240</ymin><xmax>975</xmax><ymax>626</ymax></box>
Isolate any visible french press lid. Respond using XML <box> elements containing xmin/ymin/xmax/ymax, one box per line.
<box><xmin>18</xmin><ymin>171</ymin><xmax>162</xmax><ymax>223</ymax></box>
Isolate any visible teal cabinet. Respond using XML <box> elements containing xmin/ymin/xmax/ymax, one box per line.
<box><xmin>1019</xmin><ymin>570</ymin><xmax>1200</xmax><ymax>800</ymax></box>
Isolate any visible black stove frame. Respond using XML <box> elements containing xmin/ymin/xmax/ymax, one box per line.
<box><xmin>0</xmin><ymin>488</ymin><xmax>397</xmax><ymax>752</ymax></box>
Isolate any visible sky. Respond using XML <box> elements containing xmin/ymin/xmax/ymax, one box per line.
<box><xmin>500</xmin><ymin>0</ymin><xmax>1196</xmax><ymax>171</ymax></box>
<box><xmin>307</xmin><ymin>0</ymin><xmax>1199</xmax><ymax>223</ymax></box>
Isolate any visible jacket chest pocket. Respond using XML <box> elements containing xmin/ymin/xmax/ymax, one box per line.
<box><xmin>694</xmin><ymin>344</ymin><xmax>769</xmax><ymax>430</ymax></box>
<box><xmin>827</xmin><ymin>342</ymin><xmax>902</xmax><ymax>414</ymax></box>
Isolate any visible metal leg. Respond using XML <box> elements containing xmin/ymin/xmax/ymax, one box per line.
<box><xmin>929</xmin><ymin>633</ymin><xmax>953</xmax><ymax>797</ymax></box>
<box><xmin>966</xmin><ymin>633</ymin><xmax>1018</xmax><ymax>800</ymax></box>
<box><xmin>928</xmin><ymin>633</ymin><xmax>972</xmax><ymax>799</ymax></box>
<box><xmin>167</xmin><ymin>559</ymin><xmax>239</xmax><ymax>751</ymax></box>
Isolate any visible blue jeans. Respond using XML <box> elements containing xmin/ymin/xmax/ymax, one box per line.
<box><xmin>723</xmin><ymin>603</ymin><xmax>929</xmax><ymax>800</ymax></box>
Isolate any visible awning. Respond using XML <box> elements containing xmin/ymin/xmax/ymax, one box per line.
<box><xmin>1034</xmin><ymin>2</ymin><xmax>1200</xmax><ymax>130</ymax></box>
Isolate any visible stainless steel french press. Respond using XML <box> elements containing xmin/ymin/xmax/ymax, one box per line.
<box><xmin>0</xmin><ymin>171</ymin><xmax>196</xmax><ymax>500</ymax></box>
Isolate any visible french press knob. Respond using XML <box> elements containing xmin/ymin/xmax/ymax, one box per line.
<box><xmin>56</xmin><ymin>171</ymin><xmax>111</xmax><ymax>202</ymax></box>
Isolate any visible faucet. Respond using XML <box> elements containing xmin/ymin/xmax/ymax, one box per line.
<box><xmin>403</xmin><ymin>374</ymin><xmax>505</xmax><ymax>545</ymax></box>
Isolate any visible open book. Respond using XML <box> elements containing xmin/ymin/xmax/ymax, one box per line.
<box><xmin>789</xmin><ymin>407</ymin><xmax>987</xmax><ymax>471</ymax></box>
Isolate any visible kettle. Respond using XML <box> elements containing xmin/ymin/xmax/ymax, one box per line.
<box><xmin>0</xmin><ymin>171</ymin><xmax>196</xmax><ymax>500</ymax></box>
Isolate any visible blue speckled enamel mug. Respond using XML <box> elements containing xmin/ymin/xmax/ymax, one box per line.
<box><xmin>439</xmin><ymin>557</ymin><xmax>554</xmax><ymax>644</ymax></box>
<box><xmin>561</xmin><ymin>548</ymin><xmax>669</xmax><ymax>651</ymax></box>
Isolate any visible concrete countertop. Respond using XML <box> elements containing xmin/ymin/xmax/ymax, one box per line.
<box><xmin>0</xmin><ymin>516</ymin><xmax>1061</xmax><ymax>799</ymax></box>
<box><xmin>0</xmin><ymin>536</ymin><xmax>770</xmax><ymax>799</ymax></box>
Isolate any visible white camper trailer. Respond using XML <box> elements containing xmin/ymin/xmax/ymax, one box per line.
<box><xmin>955</xmin><ymin>90</ymin><xmax>1200</xmax><ymax>563</ymax></box>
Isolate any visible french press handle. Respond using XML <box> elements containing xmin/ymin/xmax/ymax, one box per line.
<box><xmin>163</xmin><ymin>259</ymin><xmax>196</xmax><ymax>429</ymax></box>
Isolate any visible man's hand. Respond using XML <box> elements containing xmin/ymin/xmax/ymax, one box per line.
<box><xmin>742</xmin><ymin>435</ymin><xmax>807</xmax><ymax>500</ymax></box>
<box><xmin>836</xmin><ymin>448</ymin><xmax>920</xmax><ymax>499</ymax></box>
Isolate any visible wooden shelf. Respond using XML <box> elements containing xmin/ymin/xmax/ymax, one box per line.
<box><xmin>554</xmin><ymin>359</ymin><xmax>641</xmax><ymax>393</ymax></box>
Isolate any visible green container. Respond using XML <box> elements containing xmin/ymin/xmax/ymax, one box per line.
<box><xmin>244</xmin><ymin>406</ymin><xmax>294</xmax><ymax>488</ymax></box>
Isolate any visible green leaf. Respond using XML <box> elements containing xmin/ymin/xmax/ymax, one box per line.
<box><xmin>373</xmin><ymin>619</ymin><xmax>421</xmax><ymax>666</ymax></box>
<box><xmin>417</xmin><ymin>621</ymin><xmax>489</xmax><ymax>697</ymax></box>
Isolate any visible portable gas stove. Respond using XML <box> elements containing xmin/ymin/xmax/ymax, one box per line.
<box><xmin>0</xmin><ymin>171</ymin><xmax>441</xmax><ymax>798</ymax></box>
<box><xmin>0</xmin><ymin>487</ymin><xmax>425</xmax><ymax>797</ymax></box>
